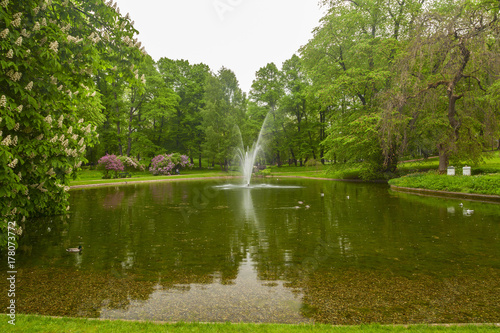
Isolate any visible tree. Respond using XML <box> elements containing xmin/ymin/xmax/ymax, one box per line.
<box><xmin>201</xmin><ymin>67</ymin><xmax>246</xmax><ymax>170</ymax></box>
<box><xmin>0</xmin><ymin>0</ymin><xmax>144</xmax><ymax>246</ymax></box>
<box><xmin>250</xmin><ymin>63</ymin><xmax>285</xmax><ymax>166</ymax></box>
<box><xmin>301</xmin><ymin>0</ymin><xmax>426</xmax><ymax>176</ymax></box>
<box><xmin>383</xmin><ymin>0</ymin><xmax>500</xmax><ymax>172</ymax></box>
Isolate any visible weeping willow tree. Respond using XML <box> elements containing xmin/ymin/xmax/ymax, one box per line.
<box><xmin>380</xmin><ymin>0</ymin><xmax>500</xmax><ymax>172</ymax></box>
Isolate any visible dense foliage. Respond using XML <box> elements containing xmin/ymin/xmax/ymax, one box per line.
<box><xmin>0</xmin><ymin>0</ymin><xmax>145</xmax><ymax>246</ymax></box>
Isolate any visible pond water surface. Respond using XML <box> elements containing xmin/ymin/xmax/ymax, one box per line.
<box><xmin>2</xmin><ymin>178</ymin><xmax>500</xmax><ymax>324</ymax></box>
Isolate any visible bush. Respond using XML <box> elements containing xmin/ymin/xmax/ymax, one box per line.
<box><xmin>97</xmin><ymin>154</ymin><xmax>124</xmax><ymax>179</ymax></box>
<box><xmin>117</xmin><ymin>156</ymin><xmax>145</xmax><ymax>173</ymax></box>
<box><xmin>149</xmin><ymin>153</ymin><xmax>193</xmax><ymax>175</ymax></box>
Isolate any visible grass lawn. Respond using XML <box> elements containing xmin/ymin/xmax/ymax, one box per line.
<box><xmin>2</xmin><ymin>315</ymin><xmax>499</xmax><ymax>333</ymax></box>
<box><xmin>70</xmin><ymin>168</ymin><xmax>241</xmax><ymax>187</ymax></box>
<box><xmin>71</xmin><ymin>152</ymin><xmax>500</xmax><ymax>195</ymax></box>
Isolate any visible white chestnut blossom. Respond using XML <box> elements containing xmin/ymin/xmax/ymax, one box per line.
<box><xmin>49</xmin><ymin>41</ymin><xmax>58</xmax><ymax>53</ymax></box>
<box><xmin>6</xmin><ymin>49</ymin><xmax>13</xmax><ymax>58</ymax></box>
<box><xmin>15</xmin><ymin>36</ymin><xmax>22</xmax><ymax>46</ymax></box>
<box><xmin>0</xmin><ymin>95</ymin><xmax>6</xmax><ymax>107</ymax></box>
<box><xmin>11</xmin><ymin>17</ymin><xmax>21</xmax><ymax>28</ymax></box>
<box><xmin>25</xmin><ymin>81</ymin><xmax>33</xmax><ymax>91</ymax></box>
<box><xmin>1</xmin><ymin>135</ymin><xmax>12</xmax><ymax>146</ymax></box>
<box><xmin>0</xmin><ymin>28</ymin><xmax>9</xmax><ymax>39</ymax></box>
<box><xmin>8</xmin><ymin>158</ymin><xmax>18</xmax><ymax>168</ymax></box>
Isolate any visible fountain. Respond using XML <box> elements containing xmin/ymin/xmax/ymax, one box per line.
<box><xmin>235</xmin><ymin>143</ymin><xmax>261</xmax><ymax>187</ymax></box>
<box><xmin>232</xmin><ymin>112</ymin><xmax>269</xmax><ymax>187</ymax></box>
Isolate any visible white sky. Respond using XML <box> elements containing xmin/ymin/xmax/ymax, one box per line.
<box><xmin>113</xmin><ymin>0</ymin><xmax>326</xmax><ymax>94</ymax></box>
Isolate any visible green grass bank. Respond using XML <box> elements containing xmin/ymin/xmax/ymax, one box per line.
<box><xmin>2</xmin><ymin>315</ymin><xmax>499</xmax><ymax>333</ymax></box>
<box><xmin>70</xmin><ymin>152</ymin><xmax>500</xmax><ymax>197</ymax></box>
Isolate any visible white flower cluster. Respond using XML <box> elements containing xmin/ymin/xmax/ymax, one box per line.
<box><xmin>11</xmin><ymin>17</ymin><xmax>21</xmax><ymax>28</ymax></box>
<box><xmin>61</xmin><ymin>23</ymin><xmax>71</xmax><ymax>33</ymax></box>
<box><xmin>67</xmin><ymin>126</ymin><xmax>73</xmax><ymax>134</ymax></box>
<box><xmin>15</xmin><ymin>36</ymin><xmax>22</xmax><ymax>46</ymax></box>
<box><xmin>50</xmin><ymin>76</ymin><xmax>57</xmax><ymax>85</ymax></box>
<box><xmin>6</xmin><ymin>49</ymin><xmax>13</xmax><ymax>58</ymax></box>
<box><xmin>46</xmin><ymin>168</ymin><xmax>55</xmax><ymax>176</ymax></box>
<box><xmin>1</xmin><ymin>135</ymin><xmax>12</xmax><ymax>146</ymax></box>
<box><xmin>44</xmin><ymin>115</ymin><xmax>53</xmax><ymax>125</ymax></box>
<box><xmin>0</xmin><ymin>95</ymin><xmax>6</xmax><ymax>107</ymax></box>
<box><xmin>82</xmin><ymin>123</ymin><xmax>92</xmax><ymax>135</ymax></box>
<box><xmin>34</xmin><ymin>6</ymin><xmax>40</xmax><ymax>15</ymax></box>
<box><xmin>49</xmin><ymin>41</ymin><xmax>59</xmax><ymax>53</ymax></box>
<box><xmin>33</xmin><ymin>22</ymin><xmax>41</xmax><ymax>31</ymax></box>
<box><xmin>36</xmin><ymin>134</ymin><xmax>44</xmax><ymax>140</ymax></box>
<box><xmin>57</xmin><ymin>115</ymin><xmax>64</xmax><ymax>128</ymax></box>
<box><xmin>6</xmin><ymin>70</ymin><xmax>22</xmax><ymax>81</ymax></box>
<box><xmin>37</xmin><ymin>183</ymin><xmax>48</xmax><ymax>193</ymax></box>
<box><xmin>8</xmin><ymin>158</ymin><xmax>18</xmax><ymax>168</ymax></box>
<box><xmin>122</xmin><ymin>36</ymin><xmax>141</xmax><ymax>48</ymax></box>
<box><xmin>17</xmin><ymin>105</ymin><xmax>23</xmax><ymax>112</ymax></box>
<box><xmin>1</xmin><ymin>0</ymin><xmax>9</xmax><ymax>8</ymax></box>
<box><xmin>21</xmin><ymin>28</ymin><xmax>30</xmax><ymax>38</ymax></box>
<box><xmin>78</xmin><ymin>137</ymin><xmax>84</xmax><ymax>146</ymax></box>
<box><xmin>41</xmin><ymin>18</ymin><xmax>47</xmax><ymax>26</ymax></box>
<box><xmin>67</xmin><ymin>35</ymin><xmax>83</xmax><ymax>43</ymax></box>
<box><xmin>88</xmin><ymin>32</ymin><xmax>101</xmax><ymax>44</ymax></box>
<box><xmin>13</xmin><ymin>123</ymin><xmax>19</xmax><ymax>131</ymax></box>
<box><xmin>64</xmin><ymin>148</ymin><xmax>78</xmax><ymax>157</ymax></box>
<box><xmin>49</xmin><ymin>134</ymin><xmax>58</xmax><ymax>143</ymax></box>
<box><xmin>0</xmin><ymin>28</ymin><xmax>8</xmax><ymax>39</ymax></box>
<box><xmin>25</xmin><ymin>81</ymin><xmax>33</xmax><ymax>91</ymax></box>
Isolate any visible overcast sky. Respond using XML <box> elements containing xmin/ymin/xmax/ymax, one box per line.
<box><xmin>113</xmin><ymin>0</ymin><xmax>326</xmax><ymax>94</ymax></box>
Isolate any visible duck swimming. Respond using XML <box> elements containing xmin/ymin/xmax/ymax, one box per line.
<box><xmin>66</xmin><ymin>245</ymin><xmax>82</xmax><ymax>252</ymax></box>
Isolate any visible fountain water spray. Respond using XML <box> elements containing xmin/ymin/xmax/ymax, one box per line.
<box><xmin>234</xmin><ymin>113</ymin><xmax>270</xmax><ymax>186</ymax></box>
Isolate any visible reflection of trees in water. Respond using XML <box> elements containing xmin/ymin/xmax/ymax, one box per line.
<box><xmin>102</xmin><ymin>189</ymin><xmax>125</xmax><ymax>208</ymax></box>
<box><xmin>6</xmin><ymin>180</ymin><xmax>500</xmax><ymax>323</ymax></box>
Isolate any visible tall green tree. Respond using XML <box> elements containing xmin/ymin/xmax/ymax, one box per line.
<box><xmin>250</xmin><ymin>63</ymin><xmax>285</xmax><ymax>166</ymax></box>
<box><xmin>302</xmin><ymin>0</ymin><xmax>425</xmax><ymax>176</ymax></box>
<box><xmin>201</xmin><ymin>67</ymin><xmax>246</xmax><ymax>170</ymax></box>
<box><xmin>382</xmin><ymin>0</ymin><xmax>500</xmax><ymax>172</ymax></box>
<box><xmin>157</xmin><ymin>58</ymin><xmax>210</xmax><ymax>166</ymax></box>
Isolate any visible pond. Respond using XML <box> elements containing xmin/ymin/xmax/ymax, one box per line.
<box><xmin>2</xmin><ymin>178</ymin><xmax>500</xmax><ymax>324</ymax></box>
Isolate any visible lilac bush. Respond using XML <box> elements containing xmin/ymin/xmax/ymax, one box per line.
<box><xmin>118</xmin><ymin>156</ymin><xmax>145</xmax><ymax>173</ymax></box>
<box><xmin>97</xmin><ymin>154</ymin><xmax>124</xmax><ymax>179</ymax></box>
<box><xmin>150</xmin><ymin>153</ymin><xmax>193</xmax><ymax>175</ymax></box>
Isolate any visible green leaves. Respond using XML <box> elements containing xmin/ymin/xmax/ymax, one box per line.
<box><xmin>0</xmin><ymin>0</ymin><xmax>146</xmax><ymax>247</ymax></box>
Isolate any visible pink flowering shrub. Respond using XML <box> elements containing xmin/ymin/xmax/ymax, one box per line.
<box><xmin>150</xmin><ymin>153</ymin><xmax>193</xmax><ymax>175</ymax></box>
<box><xmin>97</xmin><ymin>154</ymin><xmax>124</xmax><ymax>179</ymax></box>
<box><xmin>118</xmin><ymin>156</ymin><xmax>145</xmax><ymax>173</ymax></box>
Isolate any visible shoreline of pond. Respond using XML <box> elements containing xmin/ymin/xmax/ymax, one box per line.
<box><xmin>70</xmin><ymin>174</ymin><xmax>500</xmax><ymax>203</ymax></box>
<box><xmin>390</xmin><ymin>185</ymin><xmax>500</xmax><ymax>203</ymax></box>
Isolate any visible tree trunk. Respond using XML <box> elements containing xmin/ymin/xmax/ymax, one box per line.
<box><xmin>438</xmin><ymin>143</ymin><xmax>449</xmax><ymax>174</ymax></box>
